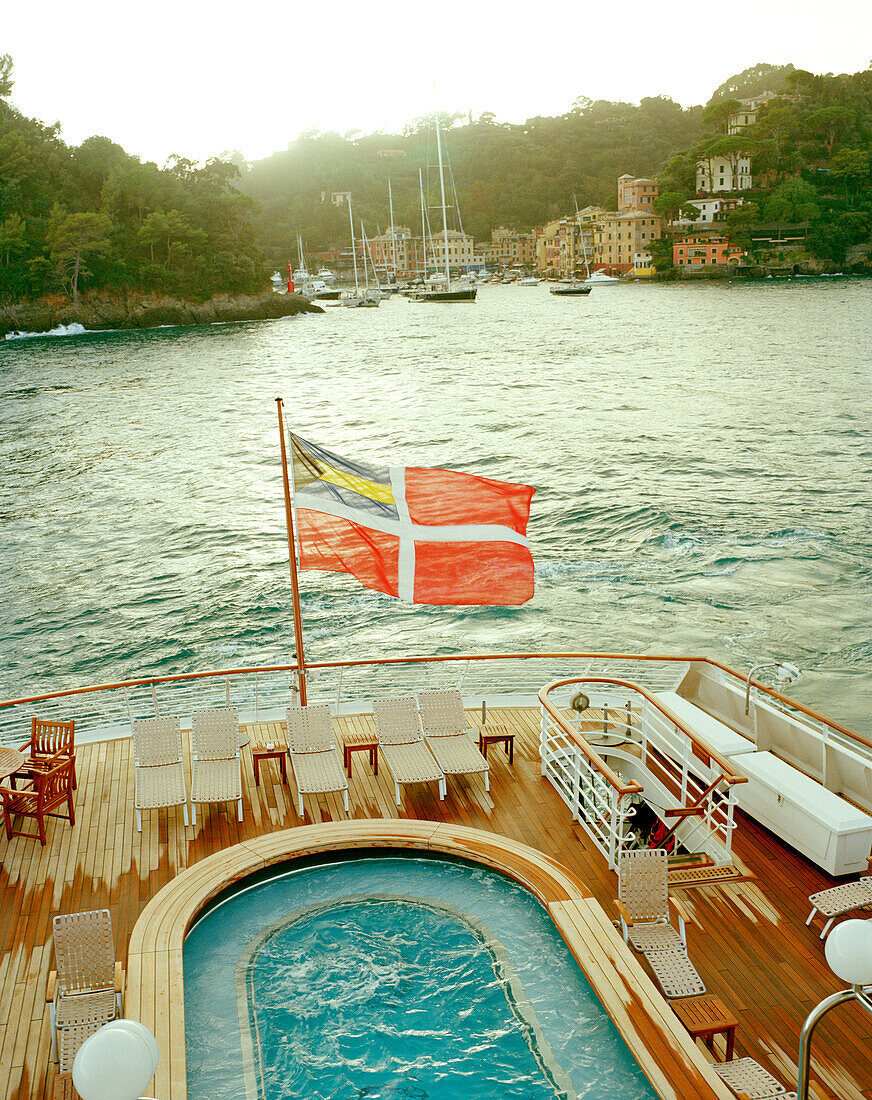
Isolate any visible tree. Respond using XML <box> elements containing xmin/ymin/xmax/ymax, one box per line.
<box><xmin>762</xmin><ymin>178</ymin><xmax>820</xmax><ymax>223</ymax></box>
<box><xmin>702</xmin><ymin>135</ymin><xmax>756</xmax><ymax>191</ymax></box>
<box><xmin>46</xmin><ymin>206</ymin><xmax>112</xmax><ymax>305</ymax></box>
<box><xmin>829</xmin><ymin>147</ymin><xmax>871</xmax><ymax>207</ymax></box>
<box><xmin>702</xmin><ymin>99</ymin><xmax>742</xmax><ymax>135</ymax></box>
<box><xmin>0</xmin><ymin>53</ymin><xmax>13</xmax><ymax>100</ymax></box>
<box><xmin>804</xmin><ymin>107</ymin><xmax>854</xmax><ymax>154</ymax></box>
<box><xmin>652</xmin><ymin>191</ymin><xmax>688</xmax><ymax>221</ymax></box>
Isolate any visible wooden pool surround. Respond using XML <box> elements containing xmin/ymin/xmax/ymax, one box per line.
<box><xmin>126</xmin><ymin>819</ymin><xmax>735</xmax><ymax>1100</ymax></box>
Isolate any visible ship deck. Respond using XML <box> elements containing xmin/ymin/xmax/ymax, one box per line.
<box><xmin>1</xmin><ymin>705</ymin><xmax>871</xmax><ymax>1100</ymax></box>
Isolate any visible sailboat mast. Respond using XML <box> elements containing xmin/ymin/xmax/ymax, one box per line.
<box><xmin>388</xmin><ymin>180</ymin><xmax>398</xmax><ymax>280</ymax></box>
<box><xmin>419</xmin><ymin>168</ymin><xmax>428</xmax><ymax>279</ymax></box>
<box><xmin>348</xmin><ymin>199</ymin><xmax>359</xmax><ymax>293</ymax></box>
<box><xmin>434</xmin><ymin>110</ymin><xmax>451</xmax><ymax>286</ymax></box>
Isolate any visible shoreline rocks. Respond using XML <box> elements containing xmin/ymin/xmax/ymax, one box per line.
<box><xmin>0</xmin><ymin>287</ymin><xmax>323</xmax><ymax>338</ymax></box>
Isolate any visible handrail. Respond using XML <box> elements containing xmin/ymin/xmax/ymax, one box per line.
<box><xmin>539</xmin><ymin>676</ymin><xmax>749</xmax><ymax>788</ymax></box>
<box><xmin>0</xmin><ymin>650</ymin><xmax>862</xmax><ymax>750</ymax></box>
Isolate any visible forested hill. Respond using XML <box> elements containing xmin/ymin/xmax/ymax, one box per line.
<box><xmin>0</xmin><ymin>54</ymin><xmax>266</xmax><ymax>307</ymax></box>
<box><xmin>241</xmin><ymin>96</ymin><xmax>707</xmax><ymax>258</ymax></box>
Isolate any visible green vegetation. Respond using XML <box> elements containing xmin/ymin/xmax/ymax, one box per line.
<box><xmin>0</xmin><ymin>55</ymin><xmax>266</xmax><ymax>306</ymax></box>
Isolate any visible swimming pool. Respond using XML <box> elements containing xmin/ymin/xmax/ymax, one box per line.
<box><xmin>183</xmin><ymin>853</ymin><xmax>659</xmax><ymax>1100</ymax></box>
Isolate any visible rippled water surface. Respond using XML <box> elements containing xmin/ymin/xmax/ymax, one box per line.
<box><xmin>1</xmin><ymin>279</ymin><xmax>870</xmax><ymax>730</ymax></box>
<box><xmin>183</xmin><ymin>856</ymin><xmax>658</xmax><ymax>1100</ymax></box>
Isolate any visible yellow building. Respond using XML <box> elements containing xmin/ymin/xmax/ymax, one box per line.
<box><xmin>490</xmin><ymin>226</ymin><xmax>537</xmax><ymax>268</ymax></box>
<box><xmin>617</xmin><ymin>176</ymin><xmax>658</xmax><ymax>213</ymax></box>
<box><xmin>591</xmin><ymin>212</ymin><xmax>662</xmax><ymax>274</ymax></box>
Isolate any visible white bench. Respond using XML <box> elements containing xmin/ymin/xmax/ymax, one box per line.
<box><xmin>733</xmin><ymin>751</ymin><xmax>872</xmax><ymax>876</ymax></box>
<box><xmin>658</xmin><ymin>692</ymin><xmax>756</xmax><ymax>760</ymax></box>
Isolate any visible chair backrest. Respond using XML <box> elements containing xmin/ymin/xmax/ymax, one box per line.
<box><xmin>372</xmin><ymin>697</ymin><xmax>422</xmax><ymax>745</ymax></box>
<box><xmin>34</xmin><ymin>758</ymin><xmax>75</xmax><ymax>808</ymax></box>
<box><xmin>286</xmin><ymin>705</ymin><xmax>335</xmax><ymax>753</ymax></box>
<box><xmin>618</xmin><ymin>848</ymin><xmax>670</xmax><ymax>923</ymax></box>
<box><xmin>191</xmin><ymin>706</ymin><xmax>239</xmax><ymax>760</ymax></box>
<box><xmin>417</xmin><ymin>690</ymin><xmax>467</xmax><ymax>738</ymax></box>
<box><xmin>53</xmin><ymin>909</ymin><xmax>116</xmax><ymax>995</ymax></box>
<box><xmin>132</xmin><ymin>716</ymin><xmax>183</xmax><ymax>768</ymax></box>
<box><xmin>29</xmin><ymin>717</ymin><xmax>75</xmax><ymax>756</ymax></box>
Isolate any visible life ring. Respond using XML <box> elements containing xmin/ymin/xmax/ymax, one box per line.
<box><xmin>570</xmin><ymin>691</ymin><xmax>590</xmax><ymax>713</ymax></box>
<box><xmin>648</xmin><ymin>819</ymin><xmax>676</xmax><ymax>853</ymax></box>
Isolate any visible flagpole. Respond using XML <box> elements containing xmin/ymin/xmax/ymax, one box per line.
<box><xmin>275</xmin><ymin>397</ymin><xmax>308</xmax><ymax>705</ymax></box>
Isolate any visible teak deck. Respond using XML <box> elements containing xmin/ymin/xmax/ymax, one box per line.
<box><xmin>1</xmin><ymin>706</ymin><xmax>871</xmax><ymax>1100</ymax></box>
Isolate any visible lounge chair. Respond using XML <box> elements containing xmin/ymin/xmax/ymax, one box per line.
<box><xmin>132</xmin><ymin>715</ymin><xmax>190</xmax><ymax>832</ymax></box>
<box><xmin>712</xmin><ymin>1056</ymin><xmax>790</xmax><ymax>1097</ymax></box>
<box><xmin>190</xmin><ymin>706</ymin><xmax>243</xmax><ymax>825</ymax></box>
<box><xmin>616</xmin><ymin>847</ymin><xmax>706</xmax><ymax>998</ymax></box>
<box><xmin>18</xmin><ymin>717</ymin><xmax>77</xmax><ymax>788</ymax></box>
<box><xmin>285</xmin><ymin>704</ymin><xmax>349</xmax><ymax>817</ymax></box>
<box><xmin>48</xmin><ymin>910</ymin><xmax>123</xmax><ymax>1071</ymax></box>
<box><xmin>372</xmin><ymin>697</ymin><xmax>445</xmax><ymax>807</ymax></box>
<box><xmin>417</xmin><ymin>690</ymin><xmax>490</xmax><ymax>791</ymax></box>
<box><xmin>616</xmin><ymin>847</ymin><xmax>689</xmax><ymax>953</ymax></box>
<box><xmin>806</xmin><ymin>877</ymin><xmax>872</xmax><ymax>938</ymax></box>
<box><xmin>0</xmin><ymin>755</ymin><xmax>75</xmax><ymax>845</ymax></box>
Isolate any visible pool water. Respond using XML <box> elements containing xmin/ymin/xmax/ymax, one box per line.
<box><xmin>183</xmin><ymin>855</ymin><xmax>659</xmax><ymax>1100</ymax></box>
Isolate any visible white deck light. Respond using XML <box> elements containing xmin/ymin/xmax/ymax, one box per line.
<box><xmin>744</xmin><ymin>660</ymin><xmax>801</xmax><ymax>714</ymax></box>
<box><xmin>72</xmin><ymin>1019</ymin><xmax>159</xmax><ymax>1100</ymax></box>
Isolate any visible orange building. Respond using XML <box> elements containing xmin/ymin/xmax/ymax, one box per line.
<box><xmin>673</xmin><ymin>235</ymin><xmax>744</xmax><ymax>267</ymax></box>
<box><xmin>617</xmin><ymin>175</ymin><xmax>658</xmax><ymax>213</ymax></box>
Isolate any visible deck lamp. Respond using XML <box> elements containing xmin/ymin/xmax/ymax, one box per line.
<box><xmin>72</xmin><ymin>1019</ymin><xmax>159</xmax><ymax>1100</ymax></box>
<box><xmin>744</xmin><ymin>660</ymin><xmax>801</xmax><ymax>714</ymax></box>
<box><xmin>798</xmin><ymin>918</ymin><xmax>872</xmax><ymax>1098</ymax></box>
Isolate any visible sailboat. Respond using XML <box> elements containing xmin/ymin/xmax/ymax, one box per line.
<box><xmin>413</xmin><ymin>111</ymin><xmax>476</xmax><ymax>304</ymax></box>
<box><xmin>550</xmin><ymin>199</ymin><xmax>592</xmax><ymax>296</ymax></box>
<box><xmin>341</xmin><ymin>200</ymin><xmax>379</xmax><ymax>308</ymax></box>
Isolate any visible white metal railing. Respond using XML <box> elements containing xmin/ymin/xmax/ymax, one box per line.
<box><xmin>0</xmin><ymin>655</ymin><xmax>691</xmax><ymax>748</ymax></box>
<box><xmin>538</xmin><ymin>678</ymin><xmax>746</xmax><ymax>869</ymax></box>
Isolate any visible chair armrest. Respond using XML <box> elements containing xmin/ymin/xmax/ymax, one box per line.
<box><xmin>47</xmin><ymin>971</ymin><xmax>57</xmax><ymax>1003</ymax></box>
<box><xmin>614</xmin><ymin>899</ymin><xmax>634</xmax><ymax>925</ymax></box>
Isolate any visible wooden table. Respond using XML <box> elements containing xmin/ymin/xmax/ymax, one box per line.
<box><xmin>476</xmin><ymin>724</ymin><xmax>515</xmax><ymax>765</ymax></box>
<box><xmin>251</xmin><ymin>743</ymin><xmax>287</xmax><ymax>785</ymax></box>
<box><xmin>342</xmin><ymin>732</ymin><xmax>378</xmax><ymax>777</ymax></box>
<box><xmin>672</xmin><ymin>994</ymin><xmax>738</xmax><ymax>1061</ymax></box>
<box><xmin>0</xmin><ymin>746</ymin><xmax>25</xmax><ymax>784</ymax></box>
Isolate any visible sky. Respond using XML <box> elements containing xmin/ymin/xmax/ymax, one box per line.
<box><xmin>4</xmin><ymin>0</ymin><xmax>872</xmax><ymax>166</ymax></box>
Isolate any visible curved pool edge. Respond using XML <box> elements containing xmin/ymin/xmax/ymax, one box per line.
<box><xmin>126</xmin><ymin>820</ymin><xmax>734</xmax><ymax>1100</ymax></box>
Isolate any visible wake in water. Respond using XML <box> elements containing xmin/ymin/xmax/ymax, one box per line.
<box><xmin>4</xmin><ymin>322</ymin><xmax>87</xmax><ymax>340</ymax></box>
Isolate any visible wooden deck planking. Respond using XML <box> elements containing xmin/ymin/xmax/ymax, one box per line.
<box><xmin>0</xmin><ymin>707</ymin><xmax>869</xmax><ymax>1099</ymax></box>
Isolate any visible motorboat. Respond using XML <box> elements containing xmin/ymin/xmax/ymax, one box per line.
<box><xmin>549</xmin><ymin>280</ymin><xmax>592</xmax><ymax>296</ymax></box>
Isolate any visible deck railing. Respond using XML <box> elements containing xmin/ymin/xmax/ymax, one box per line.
<box><xmin>538</xmin><ymin>677</ymin><xmax>748</xmax><ymax>869</ymax></box>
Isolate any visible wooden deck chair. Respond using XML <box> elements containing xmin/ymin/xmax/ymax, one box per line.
<box><xmin>372</xmin><ymin>697</ymin><xmax>445</xmax><ymax>807</ymax></box>
<box><xmin>285</xmin><ymin>705</ymin><xmax>349</xmax><ymax>817</ymax></box>
<box><xmin>47</xmin><ymin>909</ymin><xmax>123</xmax><ymax>1069</ymax></box>
<box><xmin>616</xmin><ymin>847</ymin><xmax>690</xmax><ymax>953</ymax></box>
<box><xmin>131</xmin><ymin>716</ymin><xmax>190</xmax><ymax>832</ymax></box>
<box><xmin>0</xmin><ymin>755</ymin><xmax>75</xmax><ymax>845</ymax></box>
<box><xmin>18</xmin><ymin>717</ymin><xmax>77</xmax><ymax>789</ymax></box>
<box><xmin>417</xmin><ymin>690</ymin><xmax>489</xmax><ymax>791</ymax></box>
<box><xmin>806</xmin><ymin>877</ymin><xmax>872</xmax><ymax>938</ymax></box>
<box><xmin>190</xmin><ymin>706</ymin><xmax>243</xmax><ymax>825</ymax></box>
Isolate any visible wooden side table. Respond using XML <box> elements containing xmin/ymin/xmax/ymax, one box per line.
<box><xmin>251</xmin><ymin>743</ymin><xmax>288</xmax><ymax>785</ymax></box>
<box><xmin>477</xmin><ymin>724</ymin><xmax>515</xmax><ymax>765</ymax></box>
<box><xmin>672</xmin><ymin>994</ymin><xmax>738</xmax><ymax>1061</ymax></box>
<box><xmin>342</xmin><ymin>731</ymin><xmax>378</xmax><ymax>777</ymax></box>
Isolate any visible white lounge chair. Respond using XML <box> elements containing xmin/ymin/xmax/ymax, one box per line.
<box><xmin>48</xmin><ymin>909</ymin><xmax>123</xmax><ymax>1071</ymax></box>
<box><xmin>190</xmin><ymin>706</ymin><xmax>243</xmax><ymax>825</ymax></box>
<box><xmin>372</xmin><ymin>697</ymin><xmax>445</xmax><ymax>807</ymax></box>
<box><xmin>417</xmin><ymin>690</ymin><xmax>489</xmax><ymax>791</ymax></box>
<box><xmin>285</xmin><ymin>704</ymin><xmax>349</xmax><ymax>817</ymax></box>
<box><xmin>131</xmin><ymin>716</ymin><xmax>189</xmax><ymax>832</ymax></box>
<box><xmin>616</xmin><ymin>847</ymin><xmax>689</xmax><ymax>953</ymax></box>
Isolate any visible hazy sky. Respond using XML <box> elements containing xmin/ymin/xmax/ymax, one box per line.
<box><xmin>4</xmin><ymin>1</ymin><xmax>871</xmax><ymax>165</ymax></box>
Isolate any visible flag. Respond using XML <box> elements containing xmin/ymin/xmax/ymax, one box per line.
<box><xmin>289</xmin><ymin>433</ymin><xmax>535</xmax><ymax>606</ymax></box>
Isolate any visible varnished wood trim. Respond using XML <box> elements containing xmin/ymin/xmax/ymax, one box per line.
<box><xmin>128</xmin><ymin>820</ymin><xmax>734</xmax><ymax>1100</ymax></box>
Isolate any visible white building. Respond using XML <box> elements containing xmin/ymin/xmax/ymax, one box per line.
<box><xmin>696</xmin><ymin>155</ymin><xmax>753</xmax><ymax>193</ymax></box>
<box><xmin>675</xmin><ymin>197</ymin><xmax>744</xmax><ymax>229</ymax></box>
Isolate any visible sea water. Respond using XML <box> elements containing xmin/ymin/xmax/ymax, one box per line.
<box><xmin>183</xmin><ymin>855</ymin><xmax>659</xmax><ymax>1100</ymax></box>
<box><xmin>0</xmin><ymin>279</ymin><xmax>869</xmax><ymax>731</ymax></box>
